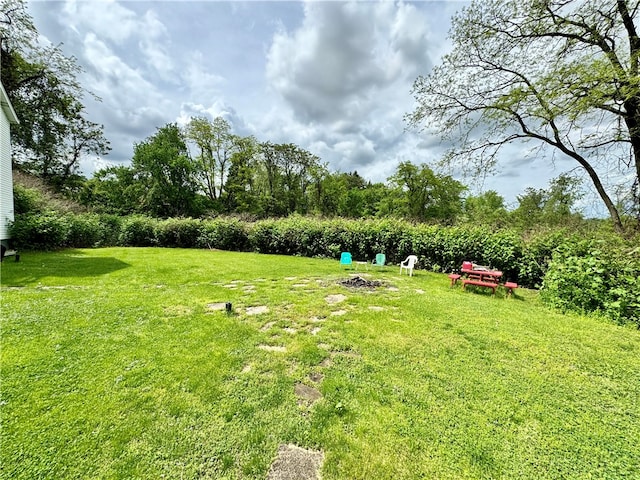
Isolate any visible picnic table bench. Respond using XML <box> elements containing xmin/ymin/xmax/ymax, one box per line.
<box><xmin>460</xmin><ymin>263</ymin><xmax>512</xmax><ymax>296</ymax></box>
<box><xmin>462</xmin><ymin>277</ymin><xmax>498</xmax><ymax>294</ymax></box>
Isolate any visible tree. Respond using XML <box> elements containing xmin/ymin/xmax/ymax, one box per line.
<box><xmin>132</xmin><ymin>124</ymin><xmax>200</xmax><ymax>218</ymax></box>
<box><xmin>222</xmin><ymin>135</ymin><xmax>259</xmax><ymax>214</ymax></box>
<box><xmin>511</xmin><ymin>187</ymin><xmax>547</xmax><ymax>229</ymax></box>
<box><xmin>510</xmin><ymin>174</ymin><xmax>584</xmax><ymax>228</ymax></box>
<box><xmin>407</xmin><ymin>0</ymin><xmax>640</xmax><ymax>233</ymax></box>
<box><xmin>1</xmin><ymin>0</ymin><xmax>109</xmax><ymax>188</ymax></box>
<box><xmin>79</xmin><ymin>166</ymin><xmax>143</xmax><ymax>215</ymax></box>
<box><xmin>544</xmin><ymin>174</ymin><xmax>584</xmax><ymax>219</ymax></box>
<box><xmin>464</xmin><ymin>190</ymin><xmax>508</xmax><ymax>226</ymax></box>
<box><xmin>386</xmin><ymin>162</ymin><xmax>466</xmax><ymax>222</ymax></box>
<box><xmin>255</xmin><ymin>142</ymin><xmax>322</xmax><ymax>216</ymax></box>
<box><xmin>184</xmin><ymin>116</ymin><xmax>239</xmax><ymax>203</ymax></box>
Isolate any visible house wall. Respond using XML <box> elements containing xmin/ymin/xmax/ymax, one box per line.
<box><xmin>0</xmin><ymin>103</ymin><xmax>14</xmax><ymax>242</ymax></box>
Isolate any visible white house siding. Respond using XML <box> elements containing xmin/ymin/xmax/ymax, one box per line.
<box><xmin>0</xmin><ymin>106</ymin><xmax>14</xmax><ymax>242</ymax></box>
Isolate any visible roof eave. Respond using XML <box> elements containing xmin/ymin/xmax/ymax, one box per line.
<box><xmin>0</xmin><ymin>82</ymin><xmax>19</xmax><ymax>124</ymax></box>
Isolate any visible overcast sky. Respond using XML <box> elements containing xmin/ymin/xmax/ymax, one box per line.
<box><xmin>28</xmin><ymin>0</ymin><xmax>587</xmax><ymax>210</ymax></box>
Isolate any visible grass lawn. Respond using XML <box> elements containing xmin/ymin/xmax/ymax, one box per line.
<box><xmin>1</xmin><ymin>247</ymin><xmax>639</xmax><ymax>479</ymax></box>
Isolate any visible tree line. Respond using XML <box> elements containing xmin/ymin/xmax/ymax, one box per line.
<box><xmin>72</xmin><ymin>119</ymin><xmax>587</xmax><ymax>230</ymax></box>
<box><xmin>2</xmin><ymin>0</ymin><xmax>638</xmax><ymax>233</ymax></box>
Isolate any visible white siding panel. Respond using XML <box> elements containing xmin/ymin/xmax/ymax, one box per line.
<box><xmin>0</xmin><ymin>108</ymin><xmax>14</xmax><ymax>241</ymax></box>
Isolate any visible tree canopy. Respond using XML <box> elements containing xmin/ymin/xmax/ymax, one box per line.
<box><xmin>1</xmin><ymin>0</ymin><xmax>109</xmax><ymax>190</ymax></box>
<box><xmin>407</xmin><ymin>0</ymin><xmax>640</xmax><ymax>233</ymax></box>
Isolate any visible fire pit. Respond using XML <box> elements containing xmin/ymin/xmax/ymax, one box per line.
<box><xmin>339</xmin><ymin>276</ymin><xmax>383</xmax><ymax>289</ymax></box>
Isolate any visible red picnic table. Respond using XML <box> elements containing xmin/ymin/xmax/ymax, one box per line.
<box><xmin>461</xmin><ymin>266</ymin><xmax>502</xmax><ymax>294</ymax></box>
<box><xmin>448</xmin><ymin>261</ymin><xmax>518</xmax><ymax>296</ymax></box>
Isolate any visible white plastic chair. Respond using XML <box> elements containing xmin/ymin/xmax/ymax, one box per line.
<box><xmin>400</xmin><ymin>255</ymin><xmax>418</xmax><ymax>276</ymax></box>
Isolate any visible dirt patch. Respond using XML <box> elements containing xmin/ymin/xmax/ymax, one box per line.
<box><xmin>295</xmin><ymin>383</ymin><xmax>323</xmax><ymax>406</ymax></box>
<box><xmin>325</xmin><ymin>294</ymin><xmax>346</xmax><ymax>304</ymax></box>
<box><xmin>266</xmin><ymin>444</ymin><xmax>324</xmax><ymax>480</ymax></box>
<box><xmin>310</xmin><ymin>327</ymin><xmax>321</xmax><ymax>335</ymax></box>
<box><xmin>330</xmin><ymin>310</ymin><xmax>347</xmax><ymax>316</ymax></box>
<box><xmin>368</xmin><ymin>306</ymin><xmax>384</xmax><ymax>311</ymax></box>
<box><xmin>309</xmin><ymin>372</ymin><xmax>324</xmax><ymax>383</ymax></box>
<box><xmin>319</xmin><ymin>357</ymin><xmax>332</xmax><ymax>368</ymax></box>
<box><xmin>284</xmin><ymin>327</ymin><xmax>297</xmax><ymax>334</ymax></box>
<box><xmin>339</xmin><ymin>276</ymin><xmax>383</xmax><ymax>289</ymax></box>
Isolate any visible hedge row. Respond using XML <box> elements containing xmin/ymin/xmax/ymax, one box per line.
<box><xmin>9</xmin><ymin>214</ymin><xmax>551</xmax><ymax>282</ymax></box>
<box><xmin>10</xmin><ymin>212</ymin><xmax>639</xmax><ymax>326</ymax></box>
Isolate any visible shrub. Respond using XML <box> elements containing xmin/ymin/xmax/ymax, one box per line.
<box><xmin>95</xmin><ymin>215</ymin><xmax>123</xmax><ymax>247</ymax></box>
<box><xmin>118</xmin><ymin>216</ymin><xmax>158</xmax><ymax>247</ymax></box>
<box><xmin>13</xmin><ymin>184</ymin><xmax>46</xmax><ymax>215</ymax></box>
<box><xmin>155</xmin><ymin>218</ymin><xmax>203</xmax><ymax>248</ymax></box>
<box><xmin>10</xmin><ymin>212</ymin><xmax>71</xmax><ymax>250</ymax></box>
<box><xmin>541</xmin><ymin>240</ymin><xmax>640</xmax><ymax>326</ymax></box>
<box><xmin>65</xmin><ymin>214</ymin><xmax>106</xmax><ymax>248</ymax></box>
<box><xmin>198</xmin><ymin>218</ymin><xmax>250</xmax><ymax>251</ymax></box>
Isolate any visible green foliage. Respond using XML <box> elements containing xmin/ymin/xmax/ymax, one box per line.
<box><xmin>132</xmin><ymin>124</ymin><xmax>201</xmax><ymax>218</ymax></box>
<box><xmin>11</xmin><ymin>210</ymin><xmax>640</xmax><ymax>324</ymax></box>
<box><xmin>9</xmin><ymin>211</ymin><xmax>123</xmax><ymax>250</ymax></box>
<box><xmin>386</xmin><ymin>162</ymin><xmax>466</xmax><ymax>222</ymax></box>
<box><xmin>197</xmin><ymin>218</ymin><xmax>250</xmax><ymax>251</ymax></box>
<box><xmin>9</xmin><ymin>212</ymin><xmax>71</xmax><ymax>250</ymax></box>
<box><xmin>463</xmin><ymin>190</ymin><xmax>508</xmax><ymax>227</ymax></box>
<box><xmin>65</xmin><ymin>214</ymin><xmax>106</xmax><ymax>248</ymax></box>
<box><xmin>78</xmin><ymin>166</ymin><xmax>143</xmax><ymax>215</ymax></box>
<box><xmin>154</xmin><ymin>218</ymin><xmax>203</xmax><ymax>248</ymax></box>
<box><xmin>407</xmin><ymin>0</ymin><xmax>638</xmax><ymax>232</ymax></box>
<box><xmin>541</xmin><ymin>239</ymin><xmax>640</xmax><ymax>326</ymax></box>
<box><xmin>94</xmin><ymin>214</ymin><xmax>123</xmax><ymax>247</ymax></box>
<box><xmin>1</xmin><ymin>0</ymin><xmax>109</xmax><ymax>190</ymax></box>
<box><xmin>13</xmin><ymin>184</ymin><xmax>45</xmax><ymax>214</ymax></box>
<box><xmin>118</xmin><ymin>216</ymin><xmax>158</xmax><ymax>247</ymax></box>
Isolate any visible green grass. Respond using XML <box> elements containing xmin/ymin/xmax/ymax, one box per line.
<box><xmin>1</xmin><ymin>248</ymin><xmax>639</xmax><ymax>479</ymax></box>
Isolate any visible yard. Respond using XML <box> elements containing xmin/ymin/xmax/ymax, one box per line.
<box><xmin>1</xmin><ymin>248</ymin><xmax>639</xmax><ymax>479</ymax></box>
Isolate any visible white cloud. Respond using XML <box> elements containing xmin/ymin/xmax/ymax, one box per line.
<box><xmin>62</xmin><ymin>0</ymin><xmax>139</xmax><ymax>45</ymax></box>
<box><xmin>138</xmin><ymin>10</ymin><xmax>174</xmax><ymax>79</ymax></box>
<box><xmin>262</xmin><ymin>0</ymin><xmax>434</xmax><ymax>179</ymax></box>
<box><xmin>180</xmin><ymin>51</ymin><xmax>226</xmax><ymax>102</ymax></box>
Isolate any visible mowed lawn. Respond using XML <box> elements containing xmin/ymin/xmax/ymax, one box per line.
<box><xmin>1</xmin><ymin>248</ymin><xmax>639</xmax><ymax>479</ymax></box>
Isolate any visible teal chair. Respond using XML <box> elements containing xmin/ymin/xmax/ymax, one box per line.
<box><xmin>371</xmin><ymin>253</ymin><xmax>386</xmax><ymax>270</ymax></box>
<box><xmin>340</xmin><ymin>252</ymin><xmax>353</xmax><ymax>269</ymax></box>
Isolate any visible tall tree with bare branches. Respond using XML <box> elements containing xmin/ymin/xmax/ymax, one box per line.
<box><xmin>407</xmin><ymin>0</ymin><xmax>640</xmax><ymax>233</ymax></box>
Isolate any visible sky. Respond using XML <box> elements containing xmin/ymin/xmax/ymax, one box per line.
<box><xmin>27</xmin><ymin>0</ymin><xmax>587</xmax><ymax>211</ymax></box>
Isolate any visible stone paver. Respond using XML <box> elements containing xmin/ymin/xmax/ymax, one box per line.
<box><xmin>266</xmin><ymin>444</ymin><xmax>324</xmax><ymax>480</ymax></box>
<box><xmin>325</xmin><ymin>294</ymin><xmax>346</xmax><ymax>304</ymax></box>
<box><xmin>246</xmin><ymin>305</ymin><xmax>269</xmax><ymax>315</ymax></box>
